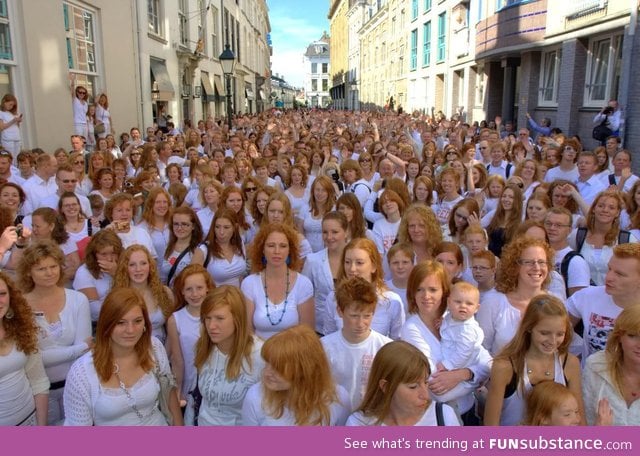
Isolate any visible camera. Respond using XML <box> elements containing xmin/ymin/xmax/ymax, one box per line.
<box><xmin>327</xmin><ymin>168</ymin><xmax>340</xmax><ymax>183</ymax></box>
<box><xmin>15</xmin><ymin>224</ymin><xmax>23</xmax><ymax>238</ymax></box>
<box><xmin>603</xmin><ymin>106</ymin><xmax>614</xmax><ymax>115</ymax></box>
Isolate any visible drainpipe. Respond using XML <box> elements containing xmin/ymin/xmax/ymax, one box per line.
<box><xmin>132</xmin><ymin>0</ymin><xmax>145</xmax><ymax>128</ymax></box>
<box><xmin>619</xmin><ymin>0</ymin><xmax>638</xmax><ymax>147</ymax></box>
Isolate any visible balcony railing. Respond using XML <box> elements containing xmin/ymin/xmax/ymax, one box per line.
<box><xmin>566</xmin><ymin>0</ymin><xmax>607</xmax><ymax>19</ymax></box>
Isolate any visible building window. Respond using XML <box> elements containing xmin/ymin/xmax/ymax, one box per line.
<box><xmin>312</xmin><ymin>79</ymin><xmax>318</xmax><ymax>91</ymax></box>
<box><xmin>422</xmin><ymin>21</ymin><xmax>431</xmax><ymax>67</ymax></box>
<box><xmin>178</xmin><ymin>0</ymin><xmax>188</xmax><ymax>46</ymax></box>
<box><xmin>197</xmin><ymin>0</ymin><xmax>206</xmax><ymax>54</ymax></box>
<box><xmin>322</xmin><ymin>63</ymin><xmax>328</xmax><ymax>74</ymax></box>
<box><xmin>148</xmin><ymin>0</ymin><xmax>161</xmax><ymax>35</ymax></box>
<box><xmin>424</xmin><ymin>0</ymin><xmax>432</xmax><ymax>12</ymax></box>
<box><xmin>63</xmin><ymin>2</ymin><xmax>100</xmax><ymax>96</ymax></box>
<box><xmin>437</xmin><ymin>12</ymin><xmax>446</xmax><ymax>62</ymax></box>
<box><xmin>475</xmin><ymin>65</ymin><xmax>485</xmax><ymax>107</ymax></box>
<box><xmin>0</xmin><ymin>3</ymin><xmax>12</xmax><ymax>61</ymax></box>
<box><xmin>311</xmin><ymin>62</ymin><xmax>317</xmax><ymax>74</ymax></box>
<box><xmin>497</xmin><ymin>0</ymin><xmax>531</xmax><ymax>9</ymax></box>
<box><xmin>211</xmin><ymin>6</ymin><xmax>219</xmax><ymax>56</ymax></box>
<box><xmin>585</xmin><ymin>34</ymin><xmax>623</xmax><ymax>106</ymax></box>
<box><xmin>412</xmin><ymin>0</ymin><xmax>418</xmax><ymax>20</ymax></box>
<box><xmin>539</xmin><ymin>49</ymin><xmax>561</xmax><ymax>105</ymax></box>
<box><xmin>410</xmin><ymin>29</ymin><xmax>417</xmax><ymax>71</ymax></box>
<box><xmin>322</xmin><ymin>79</ymin><xmax>328</xmax><ymax>91</ymax></box>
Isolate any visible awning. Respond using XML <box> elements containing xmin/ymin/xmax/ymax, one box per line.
<box><xmin>200</xmin><ymin>73</ymin><xmax>216</xmax><ymax>102</ymax></box>
<box><xmin>150</xmin><ymin>59</ymin><xmax>175</xmax><ymax>101</ymax></box>
<box><xmin>245</xmin><ymin>88</ymin><xmax>255</xmax><ymax>99</ymax></box>
<box><xmin>213</xmin><ymin>74</ymin><xmax>225</xmax><ymax>97</ymax></box>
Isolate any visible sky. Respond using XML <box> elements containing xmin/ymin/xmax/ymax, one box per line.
<box><xmin>267</xmin><ymin>0</ymin><xmax>330</xmax><ymax>88</ymax></box>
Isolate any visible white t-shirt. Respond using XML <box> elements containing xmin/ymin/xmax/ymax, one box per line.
<box><xmin>544</xmin><ymin>165</ymin><xmax>579</xmax><ymax>183</ymax></box>
<box><xmin>566</xmin><ymin>286</ymin><xmax>623</xmax><ymax>361</ymax></box>
<box><xmin>372</xmin><ymin>218</ymin><xmax>400</xmax><ymax>256</ymax></box>
<box><xmin>72</xmin><ymin>264</ymin><xmax>113</xmax><ymax>321</ymax></box>
<box><xmin>198</xmin><ymin>244</ymin><xmax>246</xmax><ymax>287</ymax></box>
<box><xmin>196</xmin><ymin>338</ymin><xmax>264</xmax><ymax>426</ymax></box>
<box><xmin>240</xmin><ymin>272</ymin><xmax>314</xmax><ymax>340</ymax></box>
<box><xmin>116</xmin><ymin>225</ymin><xmax>158</xmax><ymax>258</ymax></box>
<box><xmin>241</xmin><ymin>383</ymin><xmax>350</xmax><ymax>426</ymax></box>
<box><xmin>321</xmin><ymin>330</ymin><xmax>392</xmax><ymax>411</ymax></box>
<box><xmin>345</xmin><ymin>401</ymin><xmax>460</xmax><ymax>426</ymax></box>
<box><xmin>301</xmin><ymin>248</ymin><xmax>336</xmax><ymax>334</ymax></box>
<box><xmin>0</xmin><ymin>110</ymin><xmax>20</xmax><ymax>140</ymax></box>
<box><xmin>554</xmin><ymin>246</ymin><xmax>592</xmax><ymax>290</ymax></box>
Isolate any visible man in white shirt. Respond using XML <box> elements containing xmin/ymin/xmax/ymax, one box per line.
<box><xmin>566</xmin><ymin>243</ymin><xmax>640</xmax><ymax>362</ymax></box>
<box><xmin>575</xmin><ymin>151</ymin><xmax>606</xmax><ymax>206</ymax></box>
<box><xmin>601</xmin><ymin>149</ymin><xmax>639</xmax><ymax>192</ymax></box>
<box><xmin>544</xmin><ymin>138</ymin><xmax>580</xmax><ymax>183</ymax></box>
<box><xmin>486</xmin><ymin>142</ymin><xmax>513</xmax><ymax>179</ymax></box>
<box><xmin>544</xmin><ymin>207</ymin><xmax>591</xmax><ymax>297</ymax></box>
<box><xmin>22</xmin><ymin>154</ymin><xmax>57</xmax><ymax>213</ymax></box>
<box><xmin>0</xmin><ymin>150</ymin><xmax>25</xmax><ymax>186</ymax></box>
<box><xmin>40</xmin><ymin>164</ymin><xmax>92</xmax><ymax>215</ymax></box>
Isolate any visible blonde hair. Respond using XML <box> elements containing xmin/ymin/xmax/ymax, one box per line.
<box><xmin>605</xmin><ymin>305</ymin><xmax>640</xmax><ymax>396</ymax></box>
<box><xmin>261</xmin><ymin>325</ymin><xmax>337</xmax><ymax>425</ymax></box>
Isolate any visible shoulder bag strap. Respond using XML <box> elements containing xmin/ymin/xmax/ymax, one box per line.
<box><xmin>166</xmin><ymin>248</ymin><xmax>190</xmax><ymax>285</ymax></box>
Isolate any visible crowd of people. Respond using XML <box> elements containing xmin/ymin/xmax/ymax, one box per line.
<box><xmin>1</xmin><ymin>89</ymin><xmax>639</xmax><ymax>427</ymax></box>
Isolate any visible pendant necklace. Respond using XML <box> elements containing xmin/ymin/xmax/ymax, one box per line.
<box><xmin>263</xmin><ymin>268</ymin><xmax>290</xmax><ymax>326</ymax></box>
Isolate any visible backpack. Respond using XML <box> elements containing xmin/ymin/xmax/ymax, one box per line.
<box><xmin>575</xmin><ymin>227</ymin><xmax>630</xmax><ymax>253</ymax></box>
<box><xmin>560</xmin><ymin>250</ymin><xmax>596</xmax><ymax>296</ymax></box>
<box><xmin>486</xmin><ymin>162</ymin><xmax>513</xmax><ymax>179</ymax></box>
<box><xmin>592</xmin><ymin>116</ymin><xmax>612</xmax><ymax>142</ymax></box>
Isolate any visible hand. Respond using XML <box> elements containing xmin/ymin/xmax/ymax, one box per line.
<box><xmin>526</xmin><ymin>112</ymin><xmax>531</xmax><ymax>119</ymax></box>
<box><xmin>84</xmin><ymin>336</ymin><xmax>95</xmax><ymax>351</ymax></box>
<box><xmin>466</xmin><ymin>213</ymin><xmax>480</xmax><ymax>226</ymax></box>
<box><xmin>621</xmin><ymin>167</ymin><xmax>632</xmax><ymax>180</ymax></box>
<box><xmin>97</xmin><ymin>257</ymin><xmax>117</xmax><ymax>275</ymax></box>
<box><xmin>494</xmin><ymin>115</ymin><xmax>502</xmax><ymax>125</ymax></box>
<box><xmin>596</xmin><ymin>398</ymin><xmax>613</xmax><ymax>426</ymax></box>
<box><xmin>435</xmin><ymin>361</ymin><xmax>448</xmax><ymax>372</ymax></box>
<box><xmin>0</xmin><ymin>226</ymin><xmax>17</xmax><ymax>252</ymax></box>
<box><xmin>557</xmin><ymin>183</ymin><xmax>575</xmax><ymax>198</ymax></box>
<box><xmin>428</xmin><ymin>369</ymin><xmax>465</xmax><ymax>395</ymax></box>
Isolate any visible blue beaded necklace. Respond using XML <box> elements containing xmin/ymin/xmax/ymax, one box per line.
<box><xmin>263</xmin><ymin>268</ymin><xmax>290</xmax><ymax>326</ymax></box>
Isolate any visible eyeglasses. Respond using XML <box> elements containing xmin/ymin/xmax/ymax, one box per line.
<box><xmin>543</xmin><ymin>221</ymin><xmax>571</xmax><ymax>229</ymax></box>
<box><xmin>516</xmin><ymin>259</ymin><xmax>548</xmax><ymax>268</ymax></box>
<box><xmin>173</xmin><ymin>222</ymin><xmax>193</xmax><ymax>228</ymax></box>
<box><xmin>479</xmin><ymin>146</ymin><xmax>488</xmax><ymax>149</ymax></box>
<box><xmin>244</xmin><ymin>187</ymin><xmax>257</xmax><ymax>193</ymax></box>
<box><xmin>61</xmin><ymin>179</ymin><xmax>78</xmax><ymax>184</ymax></box>
<box><xmin>77</xmin><ymin>91</ymin><xmax>87</xmax><ymax>95</ymax></box>
<box><xmin>73</xmin><ymin>161</ymin><xmax>83</xmax><ymax>165</ymax></box>
<box><xmin>360</xmin><ymin>158</ymin><xmax>372</xmax><ymax>163</ymax></box>
<box><xmin>471</xmin><ymin>266</ymin><xmax>491</xmax><ymax>271</ymax></box>
<box><xmin>131</xmin><ymin>153</ymin><xmax>141</xmax><ymax>157</ymax></box>
<box><xmin>0</xmin><ymin>150</ymin><xmax>11</xmax><ymax>157</ymax></box>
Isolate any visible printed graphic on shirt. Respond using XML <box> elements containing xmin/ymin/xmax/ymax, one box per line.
<box><xmin>587</xmin><ymin>312</ymin><xmax>616</xmax><ymax>356</ymax></box>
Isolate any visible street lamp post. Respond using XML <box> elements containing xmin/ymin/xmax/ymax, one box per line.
<box><xmin>219</xmin><ymin>44</ymin><xmax>236</xmax><ymax>131</ymax></box>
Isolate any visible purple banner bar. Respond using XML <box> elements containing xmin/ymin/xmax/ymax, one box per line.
<box><xmin>2</xmin><ymin>426</ymin><xmax>636</xmax><ymax>455</ymax></box>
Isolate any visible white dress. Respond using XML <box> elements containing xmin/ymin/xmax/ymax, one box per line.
<box><xmin>301</xmin><ymin>209</ymin><xmax>325</xmax><ymax>252</ymax></box>
<box><xmin>301</xmin><ymin>248</ymin><xmax>336</xmax><ymax>334</ymax></box>
<box><xmin>240</xmin><ymin>272</ymin><xmax>314</xmax><ymax>340</ymax></box>
<box><xmin>172</xmin><ymin>307</ymin><xmax>200</xmax><ymax>401</ymax></box>
<box><xmin>138</xmin><ymin>221</ymin><xmax>170</xmax><ymax>262</ymax></box>
<box><xmin>63</xmin><ymin>337</ymin><xmax>171</xmax><ymax>426</ymax></box>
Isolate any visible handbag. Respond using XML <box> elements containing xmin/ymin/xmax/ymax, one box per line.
<box><xmin>592</xmin><ymin>116</ymin><xmax>612</xmax><ymax>142</ymax></box>
<box><xmin>94</xmin><ymin>121</ymin><xmax>106</xmax><ymax>135</ymax></box>
<box><xmin>153</xmin><ymin>355</ymin><xmax>177</xmax><ymax>425</ymax></box>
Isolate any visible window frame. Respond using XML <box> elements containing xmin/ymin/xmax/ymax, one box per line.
<box><xmin>148</xmin><ymin>0</ymin><xmax>162</xmax><ymax>37</ymax></box>
<box><xmin>538</xmin><ymin>48</ymin><xmax>561</xmax><ymax>106</ymax></box>
<box><xmin>178</xmin><ymin>0</ymin><xmax>188</xmax><ymax>47</ymax></box>
<box><xmin>584</xmin><ymin>33</ymin><xmax>623</xmax><ymax>107</ymax></box>
<box><xmin>422</xmin><ymin>21</ymin><xmax>431</xmax><ymax>68</ymax></box>
<box><xmin>64</xmin><ymin>1</ymin><xmax>101</xmax><ymax>97</ymax></box>
<box><xmin>410</xmin><ymin>29</ymin><xmax>418</xmax><ymax>71</ymax></box>
<box><xmin>437</xmin><ymin>12</ymin><xmax>446</xmax><ymax>63</ymax></box>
